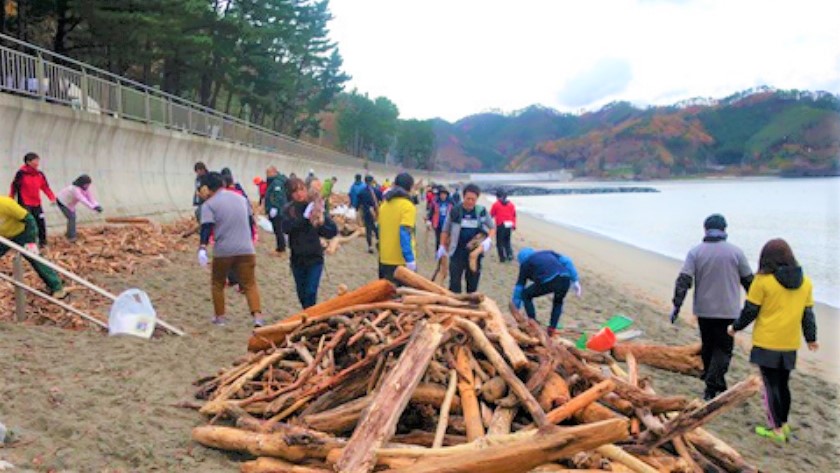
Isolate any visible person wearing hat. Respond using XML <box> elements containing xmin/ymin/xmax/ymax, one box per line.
<box><xmin>377</xmin><ymin>173</ymin><xmax>417</xmax><ymax>282</ymax></box>
<box><xmin>490</xmin><ymin>189</ymin><xmax>516</xmax><ymax>262</ymax></box>
<box><xmin>671</xmin><ymin>213</ymin><xmax>754</xmax><ymax>400</ymax></box>
<box><xmin>426</xmin><ymin>186</ymin><xmax>453</xmax><ymax>249</ymax></box>
<box><xmin>512</xmin><ymin>247</ymin><xmax>581</xmax><ymax>337</ymax></box>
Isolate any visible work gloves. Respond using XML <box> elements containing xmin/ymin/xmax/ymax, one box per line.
<box><xmin>573</xmin><ymin>281</ymin><xmax>583</xmax><ymax>298</ymax></box>
<box><xmin>197</xmin><ymin>248</ymin><xmax>209</xmax><ymax>267</ymax></box>
<box><xmin>269</xmin><ymin>208</ymin><xmax>278</xmax><ymax>219</ymax></box>
<box><xmin>405</xmin><ymin>261</ymin><xmax>417</xmax><ymax>272</ymax></box>
<box><xmin>481</xmin><ymin>237</ymin><xmax>493</xmax><ymax>253</ymax></box>
<box><xmin>436</xmin><ymin>245</ymin><xmax>447</xmax><ymax>260</ymax></box>
<box><xmin>94</xmin><ymin>206</ymin><xmax>103</xmax><ymax>213</ymax></box>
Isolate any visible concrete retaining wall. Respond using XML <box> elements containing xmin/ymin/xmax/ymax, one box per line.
<box><xmin>1</xmin><ymin>94</ymin><xmax>456</xmax><ymax>228</ymax></box>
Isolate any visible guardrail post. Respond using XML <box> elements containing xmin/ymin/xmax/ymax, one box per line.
<box><xmin>35</xmin><ymin>52</ymin><xmax>46</xmax><ymax>100</ymax></box>
<box><xmin>115</xmin><ymin>80</ymin><xmax>123</xmax><ymax>118</ymax></box>
<box><xmin>13</xmin><ymin>253</ymin><xmax>26</xmax><ymax>321</ymax></box>
<box><xmin>167</xmin><ymin>98</ymin><xmax>173</xmax><ymax>127</ymax></box>
<box><xmin>144</xmin><ymin>90</ymin><xmax>151</xmax><ymax>123</ymax></box>
<box><xmin>187</xmin><ymin>107</ymin><xmax>192</xmax><ymax>132</ymax></box>
<box><xmin>80</xmin><ymin>67</ymin><xmax>89</xmax><ymax>111</ymax></box>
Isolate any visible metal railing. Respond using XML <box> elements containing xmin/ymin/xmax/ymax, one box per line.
<box><xmin>0</xmin><ymin>32</ymin><xmax>364</xmax><ymax>168</ymax></box>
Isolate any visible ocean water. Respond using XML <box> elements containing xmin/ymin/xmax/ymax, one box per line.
<box><xmin>511</xmin><ymin>177</ymin><xmax>840</xmax><ymax>308</ymax></box>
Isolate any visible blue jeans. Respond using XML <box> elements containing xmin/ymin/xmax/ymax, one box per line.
<box><xmin>291</xmin><ymin>263</ymin><xmax>323</xmax><ymax>309</ymax></box>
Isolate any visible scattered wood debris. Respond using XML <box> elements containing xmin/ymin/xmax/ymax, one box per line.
<box><xmin>0</xmin><ymin>218</ymin><xmax>195</xmax><ymax>329</ymax></box>
<box><xmin>192</xmin><ymin>267</ymin><xmax>760</xmax><ymax>473</ymax></box>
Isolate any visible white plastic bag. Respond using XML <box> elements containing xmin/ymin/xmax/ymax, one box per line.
<box><xmin>256</xmin><ymin>215</ymin><xmax>274</xmax><ymax>233</ymax></box>
<box><xmin>109</xmin><ymin>289</ymin><xmax>157</xmax><ymax>339</ymax></box>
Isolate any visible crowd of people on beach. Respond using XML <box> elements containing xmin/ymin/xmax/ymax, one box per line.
<box><xmin>0</xmin><ymin>150</ymin><xmax>820</xmax><ymax>448</ymax></box>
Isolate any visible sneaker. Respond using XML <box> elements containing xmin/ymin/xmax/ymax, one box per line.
<box><xmin>367</xmin><ymin>247</ymin><xmax>374</xmax><ymax>254</ymax></box>
<box><xmin>755</xmin><ymin>426</ymin><xmax>787</xmax><ymax>443</ymax></box>
<box><xmin>51</xmin><ymin>288</ymin><xmax>68</xmax><ymax>300</ymax></box>
<box><xmin>782</xmin><ymin>424</ymin><xmax>792</xmax><ymax>438</ymax></box>
<box><xmin>211</xmin><ymin>316</ymin><xmax>228</xmax><ymax>326</ymax></box>
<box><xmin>253</xmin><ymin>317</ymin><xmax>267</xmax><ymax>328</ymax></box>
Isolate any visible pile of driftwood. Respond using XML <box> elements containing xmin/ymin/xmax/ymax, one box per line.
<box><xmin>192</xmin><ymin>268</ymin><xmax>760</xmax><ymax>473</ymax></box>
<box><xmin>0</xmin><ymin>218</ymin><xmax>195</xmax><ymax>328</ymax></box>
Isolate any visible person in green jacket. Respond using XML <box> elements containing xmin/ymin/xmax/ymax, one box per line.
<box><xmin>321</xmin><ymin>177</ymin><xmax>337</xmax><ymax>212</ymax></box>
<box><xmin>264</xmin><ymin>166</ymin><xmax>288</xmax><ymax>253</ymax></box>
<box><xmin>0</xmin><ymin>196</ymin><xmax>66</xmax><ymax>298</ymax></box>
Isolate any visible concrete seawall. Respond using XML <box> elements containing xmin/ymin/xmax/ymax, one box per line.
<box><xmin>1</xmin><ymin>93</ymin><xmax>456</xmax><ymax>227</ymax></box>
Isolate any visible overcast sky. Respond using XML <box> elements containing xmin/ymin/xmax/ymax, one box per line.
<box><xmin>327</xmin><ymin>0</ymin><xmax>840</xmax><ymax>122</ymax></box>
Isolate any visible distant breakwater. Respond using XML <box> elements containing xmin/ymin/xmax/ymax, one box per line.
<box><xmin>478</xmin><ymin>184</ymin><xmax>660</xmax><ymax>197</ymax></box>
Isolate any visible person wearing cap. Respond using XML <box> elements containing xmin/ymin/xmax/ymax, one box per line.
<box><xmin>490</xmin><ymin>189</ymin><xmax>516</xmax><ymax>262</ymax></box>
<box><xmin>512</xmin><ymin>247</ymin><xmax>581</xmax><ymax>337</ymax></box>
<box><xmin>671</xmin><ymin>213</ymin><xmax>754</xmax><ymax>400</ymax></box>
<box><xmin>438</xmin><ymin>183</ymin><xmax>495</xmax><ymax>293</ymax></box>
<box><xmin>358</xmin><ymin>175</ymin><xmax>383</xmax><ymax>254</ymax></box>
<box><xmin>377</xmin><ymin>173</ymin><xmax>417</xmax><ymax>282</ymax></box>
<box><xmin>426</xmin><ymin>187</ymin><xmax>453</xmax><ymax>249</ymax></box>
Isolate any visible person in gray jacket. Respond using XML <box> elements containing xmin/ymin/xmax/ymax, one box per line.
<box><xmin>671</xmin><ymin>214</ymin><xmax>754</xmax><ymax>400</ymax></box>
<box><xmin>437</xmin><ymin>183</ymin><xmax>495</xmax><ymax>293</ymax></box>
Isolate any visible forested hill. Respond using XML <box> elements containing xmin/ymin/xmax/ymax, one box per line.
<box><xmin>433</xmin><ymin>88</ymin><xmax>840</xmax><ymax>178</ymax></box>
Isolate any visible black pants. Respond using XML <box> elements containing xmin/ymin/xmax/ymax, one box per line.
<box><xmin>270</xmin><ymin>215</ymin><xmax>286</xmax><ymax>251</ymax></box>
<box><xmin>496</xmin><ymin>226</ymin><xmax>513</xmax><ymax>261</ymax></box>
<box><xmin>449</xmin><ymin>251</ymin><xmax>481</xmax><ymax>294</ymax></box>
<box><xmin>364</xmin><ymin>211</ymin><xmax>378</xmax><ymax>249</ymax></box>
<box><xmin>26</xmin><ymin>205</ymin><xmax>47</xmax><ymax>246</ymax></box>
<box><xmin>697</xmin><ymin>317</ymin><xmax>735</xmax><ymax>398</ymax></box>
<box><xmin>523</xmin><ymin>275</ymin><xmax>570</xmax><ymax>329</ymax></box>
<box><xmin>434</xmin><ymin>227</ymin><xmax>443</xmax><ymax>249</ymax></box>
<box><xmin>759</xmin><ymin>366</ymin><xmax>791</xmax><ymax>428</ymax></box>
<box><xmin>379</xmin><ymin>263</ymin><xmax>400</xmax><ymax>285</ymax></box>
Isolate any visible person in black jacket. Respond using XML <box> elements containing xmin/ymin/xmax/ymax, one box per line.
<box><xmin>357</xmin><ymin>175</ymin><xmax>383</xmax><ymax>254</ymax></box>
<box><xmin>281</xmin><ymin>177</ymin><xmax>338</xmax><ymax>308</ymax></box>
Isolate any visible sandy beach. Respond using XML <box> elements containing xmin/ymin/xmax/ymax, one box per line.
<box><xmin>0</xmin><ymin>205</ymin><xmax>837</xmax><ymax>471</ymax></box>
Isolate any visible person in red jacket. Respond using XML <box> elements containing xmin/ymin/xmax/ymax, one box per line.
<box><xmin>490</xmin><ymin>189</ymin><xmax>516</xmax><ymax>262</ymax></box>
<box><xmin>9</xmin><ymin>152</ymin><xmax>56</xmax><ymax>247</ymax></box>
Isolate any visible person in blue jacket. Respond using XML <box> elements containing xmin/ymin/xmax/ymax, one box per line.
<box><xmin>512</xmin><ymin>247</ymin><xmax>582</xmax><ymax>336</ymax></box>
<box><xmin>348</xmin><ymin>174</ymin><xmax>367</xmax><ymax>209</ymax></box>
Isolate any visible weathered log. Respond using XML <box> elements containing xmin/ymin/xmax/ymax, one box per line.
<box><xmin>538</xmin><ymin>372</ymin><xmax>570</xmax><ymax>411</ymax></box>
<box><xmin>594</xmin><ymin>444</ymin><xmax>658</xmax><ymax>473</ymax></box>
<box><xmin>393</xmin><ymin>430</ymin><xmax>466</xmax><ymax>447</ymax></box>
<box><xmin>434</xmin><ymin>369</ymin><xmax>459</xmax><ymax>447</ymax></box>
<box><xmin>639</xmin><ymin>375</ymin><xmax>762</xmax><ymax>450</ymax></box>
<box><xmin>105</xmin><ymin>216</ymin><xmax>151</xmax><ymax>224</ymax></box>
<box><xmin>528</xmin><ymin>468</ymin><xmax>609</xmax><ymax>473</ymax></box>
<box><xmin>335</xmin><ymin>321</ymin><xmax>445</xmax><ymax>473</ymax></box>
<box><xmin>671</xmin><ymin>436</ymin><xmax>704</xmax><ymax>473</ymax></box>
<box><xmin>684</xmin><ymin>427</ymin><xmax>759</xmax><ymax>473</ymax></box>
<box><xmin>487</xmin><ymin>404</ymin><xmax>518</xmax><ymax>436</ymax></box>
<box><xmin>191</xmin><ymin>425</ymin><xmax>344</xmax><ymax>462</ymax></box>
<box><xmin>481</xmin><ymin>298</ymin><xmax>530</xmax><ymax>371</ymax></box>
<box><xmin>455</xmin><ymin>346</ymin><xmax>485</xmax><ymax>441</ymax></box>
<box><xmin>249</xmin><ymin>279</ymin><xmax>396</xmax><ymax>351</ymax></box>
<box><xmin>325</xmin><ymin>228</ymin><xmax>363</xmax><ymax>255</ymax></box>
<box><xmin>543</xmin><ymin>380</ymin><xmax>615</xmax><ymax>425</ymax></box>
<box><xmin>612</xmin><ymin>342</ymin><xmax>703</xmax><ymax>377</ymax></box>
<box><xmin>387</xmin><ymin>419</ymin><xmax>629</xmax><ymax>473</ymax></box>
<box><xmin>394</xmin><ymin>265</ymin><xmax>454</xmax><ymax>296</ymax></box>
<box><xmin>200</xmin><ymin>351</ymin><xmax>290</xmax><ymax>415</ymax></box>
<box><xmin>573</xmin><ymin>402</ymin><xmax>625</xmax><ymax>424</ymax></box>
<box><xmin>455</xmin><ymin>317</ymin><xmax>549</xmax><ymax>427</ymax></box>
<box><xmin>240</xmin><ymin>457</ymin><xmax>332</xmax><ymax>473</ymax></box>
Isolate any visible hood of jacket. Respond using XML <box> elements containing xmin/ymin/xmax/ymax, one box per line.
<box><xmin>774</xmin><ymin>266</ymin><xmax>804</xmax><ymax>289</ymax></box>
<box><xmin>386</xmin><ymin>186</ymin><xmax>411</xmax><ymax>201</ymax></box>
<box><xmin>19</xmin><ymin>164</ymin><xmax>41</xmax><ymax>176</ymax></box>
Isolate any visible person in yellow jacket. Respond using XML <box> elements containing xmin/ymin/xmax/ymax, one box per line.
<box><xmin>0</xmin><ymin>196</ymin><xmax>66</xmax><ymax>298</ymax></box>
<box><xmin>728</xmin><ymin>238</ymin><xmax>819</xmax><ymax>443</ymax></box>
<box><xmin>377</xmin><ymin>173</ymin><xmax>416</xmax><ymax>282</ymax></box>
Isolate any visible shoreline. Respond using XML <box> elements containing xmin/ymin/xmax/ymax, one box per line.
<box><xmin>512</xmin><ymin>208</ymin><xmax>840</xmax><ymax>385</ymax></box>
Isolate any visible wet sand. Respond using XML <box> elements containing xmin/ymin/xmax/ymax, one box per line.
<box><xmin>0</xmin><ymin>208</ymin><xmax>837</xmax><ymax>471</ymax></box>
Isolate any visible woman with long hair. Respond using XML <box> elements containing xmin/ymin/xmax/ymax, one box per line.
<box><xmin>728</xmin><ymin>238</ymin><xmax>819</xmax><ymax>442</ymax></box>
<box><xmin>56</xmin><ymin>174</ymin><xmax>103</xmax><ymax>242</ymax></box>
<box><xmin>281</xmin><ymin>177</ymin><xmax>337</xmax><ymax>308</ymax></box>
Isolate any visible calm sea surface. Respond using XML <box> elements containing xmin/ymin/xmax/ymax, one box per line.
<box><xmin>511</xmin><ymin>177</ymin><xmax>840</xmax><ymax>308</ymax></box>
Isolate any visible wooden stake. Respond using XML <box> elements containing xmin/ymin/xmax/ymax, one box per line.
<box><xmin>455</xmin><ymin>346</ymin><xmax>485</xmax><ymax>441</ymax></box>
<box><xmin>0</xmin><ymin>271</ymin><xmax>108</xmax><ymax>329</ymax></box>
<box><xmin>433</xmin><ymin>369</ymin><xmax>459</xmax><ymax>448</ymax></box>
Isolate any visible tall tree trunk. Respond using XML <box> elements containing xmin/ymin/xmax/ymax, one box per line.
<box><xmin>16</xmin><ymin>0</ymin><xmax>26</xmax><ymax>41</ymax></box>
<box><xmin>53</xmin><ymin>0</ymin><xmax>70</xmax><ymax>54</ymax></box>
<box><xmin>1</xmin><ymin>0</ymin><xmax>7</xmax><ymax>35</ymax></box>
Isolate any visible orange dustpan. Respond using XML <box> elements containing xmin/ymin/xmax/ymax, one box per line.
<box><xmin>586</xmin><ymin>327</ymin><xmax>617</xmax><ymax>352</ymax></box>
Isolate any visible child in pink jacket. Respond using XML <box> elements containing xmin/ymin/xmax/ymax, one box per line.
<box><xmin>56</xmin><ymin>174</ymin><xmax>102</xmax><ymax>241</ymax></box>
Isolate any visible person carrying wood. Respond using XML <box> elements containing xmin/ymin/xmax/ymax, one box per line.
<box><xmin>56</xmin><ymin>174</ymin><xmax>103</xmax><ymax>242</ymax></box>
<box><xmin>0</xmin><ymin>196</ymin><xmax>66</xmax><ymax>299</ymax></box>
<box><xmin>377</xmin><ymin>173</ymin><xmax>417</xmax><ymax>282</ymax></box>
<box><xmin>197</xmin><ymin>172</ymin><xmax>266</xmax><ymax>327</ymax></box>
<box><xmin>670</xmin><ymin>213</ymin><xmax>754</xmax><ymax>401</ymax></box>
<box><xmin>358</xmin><ymin>175</ymin><xmax>383</xmax><ymax>254</ymax></box>
<box><xmin>281</xmin><ymin>177</ymin><xmax>338</xmax><ymax>309</ymax></box>
<box><xmin>727</xmin><ymin>238</ymin><xmax>819</xmax><ymax>442</ymax></box>
<box><xmin>9</xmin><ymin>152</ymin><xmax>56</xmax><ymax>248</ymax></box>
<box><xmin>438</xmin><ymin>183</ymin><xmax>495</xmax><ymax>293</ymax></box>
<box><xmin>512</xmin><ymin>247</ymin><xmax>581</xmax><ymax>336</ymax></box>
<box><xmin>264</xmin><ymin>166</ymin><xmax>288</xmax><ymax>254</ymax></box>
